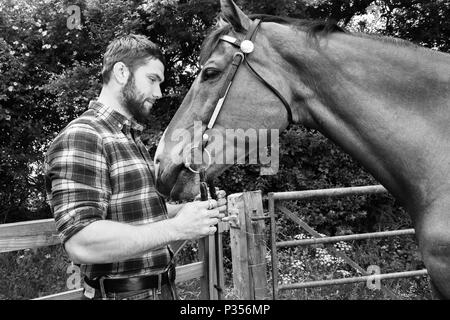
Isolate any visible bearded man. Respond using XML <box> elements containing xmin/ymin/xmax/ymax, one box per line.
<box><xmin>45</xmin><ymin>34</ymin><xmax>226</xmax><ymax>300</ymax></box>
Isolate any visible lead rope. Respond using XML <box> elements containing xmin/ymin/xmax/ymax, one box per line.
<box><xmin>199</xmin><ymin>168</ymin><xmax>223</xmax><ymax>299</ymax></box>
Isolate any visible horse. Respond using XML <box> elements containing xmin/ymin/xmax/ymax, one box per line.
<box><xmin>154</xmin><ymin>0</ymin><xmax>450</xmax><ymax>299</ymax></box>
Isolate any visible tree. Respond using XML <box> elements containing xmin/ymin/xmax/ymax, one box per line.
<box><xmin>1</xmin><ymin>0</ymin><xmax>450</xmax><ymax>225</ymax></box>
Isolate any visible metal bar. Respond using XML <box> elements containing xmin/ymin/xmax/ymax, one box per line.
<box><xmin>268</xmin><ymin>193</ymin><xmax>279</xmax><ymax>300</ymax></box>
<box><xmin>277</xmin><ymin>229</ymin><xmax>415</xmax><ymax>248</ymax></box>
<box><xmin>276</xmin><ymin>205</ymin><xmax>399</xmax><ymax>299</ymax></box>
<box><xmin>272</xmin><ymin>185</ymin><xmax>387</xmax><ymax>201</ymax></box>
<box><xmin>277</xmin><ymin>206</ymin><xmax>318</xmax><ymax>236</ymax></box>
<box><xmin>278</xmin><ymin>269</ymin><xmax>428</xmax><ymax>291</ymax></box>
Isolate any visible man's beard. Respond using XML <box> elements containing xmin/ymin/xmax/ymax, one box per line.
<box><xmin>122</xmin><ymin>74</ymin><xmax>149</xmax><ymax>122</ymax></box>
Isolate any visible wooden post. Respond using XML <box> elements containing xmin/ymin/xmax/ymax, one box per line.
<box><xmin>228</xmin><ymin>191</ymin><xmax>268</xmax><ymax>299</ymax></box>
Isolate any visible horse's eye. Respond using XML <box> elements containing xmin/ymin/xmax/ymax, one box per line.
<box><xmin>202</xmin><ymin>68</ymin><xmax>220</xmax><ymax>82</ymax></box>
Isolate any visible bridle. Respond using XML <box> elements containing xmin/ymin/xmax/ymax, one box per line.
<box><xmin>181</xmin><ymin>19</ymin><xmax>296</xmax><ymax>300</ymax></box>
<box><xmin>184</xmin><ymin>18</ymin><xmax>295</xmax><ymax>174</ymax></box>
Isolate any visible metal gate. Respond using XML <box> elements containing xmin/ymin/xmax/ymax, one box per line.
<box><xmin>267</xmin><ymin>185</ymin><xmax>428</xmax><ymax>299</ymax></box>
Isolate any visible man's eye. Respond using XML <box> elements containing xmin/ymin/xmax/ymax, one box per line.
<box><xmin>202</xmin><ymin>68</ymin><xmax>221</xmax><ymax>82</ymax></box>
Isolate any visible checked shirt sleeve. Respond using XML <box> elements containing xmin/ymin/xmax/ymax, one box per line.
<box><xmin>45</xmin><ymin>123</ymin><xmax>111</xmax><ymax>244</ymax></box>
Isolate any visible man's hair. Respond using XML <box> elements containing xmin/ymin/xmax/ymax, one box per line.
<box><xmin>101</xmin><ymin>34</ymin><xmax>166</xmax><ymax>84</ymax></box>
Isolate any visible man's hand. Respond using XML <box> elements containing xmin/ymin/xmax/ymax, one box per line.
<box><xmin>172</xmin><ymin>199</ymin><xmax>226</xmax><ymax>240</ymax></box>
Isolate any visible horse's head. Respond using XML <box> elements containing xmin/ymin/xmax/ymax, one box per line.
<box><xmin>155</xmin><ymin>0</ymin><xmax>309</xmax><ymax>201</ymax></box>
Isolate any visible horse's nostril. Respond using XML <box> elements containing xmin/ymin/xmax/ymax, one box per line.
<box><xmin>155</xmin><ymin>158</ymin><xmax>160</xmax><ymax>165</ymax></box>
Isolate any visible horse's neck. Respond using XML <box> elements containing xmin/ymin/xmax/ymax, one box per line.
<box><xmin>287</xmin><ymin>32</ymin><xmax>450</xmax><ymax>214</ymax></box>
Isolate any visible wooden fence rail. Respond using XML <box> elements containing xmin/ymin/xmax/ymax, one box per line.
<box><xmin>0</xmin><ymin>219</ymin><xmax>60</xmax><ymax>253</ymax></box>
<box><xmin>0</xmin><ymin>218</ymin><xmax>221</xmax><ymax>300</ymax></box>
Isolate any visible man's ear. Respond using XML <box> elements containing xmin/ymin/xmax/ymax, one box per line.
<box><xmin>112</xmin><ymin>62</ymin><xmax>130</xmax><ymax>85</ymax></box>
<box><xmin>220</xmin><ymin>0</ymin><xmax>251</xmax><ymax>32</ymax></box>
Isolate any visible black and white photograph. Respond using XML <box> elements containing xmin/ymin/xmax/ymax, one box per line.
<box><xmin>1</xmin><ymin>0</ymin><xmax>449</xmax><ymax>309</ymax></box>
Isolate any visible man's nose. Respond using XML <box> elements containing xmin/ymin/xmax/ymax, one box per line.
<box><xmin>152</xmin><ymin>85</ymin><xmax>162</xmax><ymax>99</ymax></box>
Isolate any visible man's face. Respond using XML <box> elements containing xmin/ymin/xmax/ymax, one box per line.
<box><xmin>121</xmin><ymin>57</ymin><xmax>165</xmax><ymax>122</ymax></box>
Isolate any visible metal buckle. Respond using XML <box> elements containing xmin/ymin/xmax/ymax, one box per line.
<box><xmin>233</xmin><ymin>51</ymin><xmax>245</xmax><ymax>61</ymax></box>
<box><xmin>168</xmin><ymin>264</ymin><xmax>175</xmax><ymax>282</ymax></box>
<box><xmin>98</xmin><ymin>276</ymin><xmax>107</xmax><ymax>299</ymax></box>
<box><xmin>157</xmin><ymin>274</ymin><xmax>162</xmax><ymax>295</ymax></box>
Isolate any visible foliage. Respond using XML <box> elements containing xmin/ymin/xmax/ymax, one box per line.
<box><xmin>1</xmin><ymin>0</ymin><xmax>449</xmax><ymax>299</ymax></box>
<box><xmin>0</xmin><ymin>246</ymin><xmax>69</xmax><ymax>299</ymax></box>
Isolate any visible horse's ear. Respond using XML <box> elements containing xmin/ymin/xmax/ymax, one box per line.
<box><xmin>220</xmin><ymin>0</ymin><xmax>251</xmax><ymax>32</ymax></box>
<box><xmin>216</xmin><ymin>16</ymin><xmax>228</xmax><ymax>29</ymax></box>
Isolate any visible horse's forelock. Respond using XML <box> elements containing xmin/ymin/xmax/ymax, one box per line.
<box><xmin>199</xmin><ymin>23</ymin><xmax>232</xmax><ymax>66</ymax></box>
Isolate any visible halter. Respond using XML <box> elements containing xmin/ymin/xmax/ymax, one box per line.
<box><xmin>185</xmin><ymin>19</ymin><xmax>294</xmax><ymax>174</ymax></box>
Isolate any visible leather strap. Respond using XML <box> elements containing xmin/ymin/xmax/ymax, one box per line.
<box><xmin>84</xmin><ymin>264</ymin><xmax>176</xmax><ymax>294</ymax></box>
<box><xmin>215</xmin><ymin>19</ymin><xmax>295</xmax><ymax>124</ymax></box>
<box><xmin>244</xmin><ymin>60</ymin><xmax>294</xmax><ymax>123</ymax></box>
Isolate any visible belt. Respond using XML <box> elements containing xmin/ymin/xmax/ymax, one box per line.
<box><xmin>84</xmin><ymin>264</ymin><xmax>176</xmax><ymax>294</ymax></box>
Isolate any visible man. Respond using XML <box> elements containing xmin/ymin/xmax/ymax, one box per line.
<box><xmin>45</xmin><ymin>34</ymin><xmax>226</xmax><ymax>300</ymax></box>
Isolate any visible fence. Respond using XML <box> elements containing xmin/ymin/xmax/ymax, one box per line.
<box><xmin>0</xmin><ymin>185</ymin><xmax>429</xmax><ymax>300</ymax></box>
<box><xmin>267</xmin><ymin>185</ymin><xmax>428</xmax><ymax>299</ymax></box>
<box><xmin>0</xmin><ymin>218</ymin><xmax>227</xmax><ymax>300</ymax></box>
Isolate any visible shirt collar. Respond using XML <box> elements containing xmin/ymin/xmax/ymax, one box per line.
<box><xmin>89</xmin><ymin>100</ymin><xmax>144</xmax><ymax>136</ymax></box>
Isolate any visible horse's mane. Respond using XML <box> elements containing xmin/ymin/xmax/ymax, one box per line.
<box><xmin>199</xmin><ymin>14</ymin><xmax>427</xmax><ymax>65</ymax></box>
<box><xmin>199</xmin><ymin>14</ymin><xmax>345</xmax><ymax>65</ymax></box>
<box><xmin>249</xmin><ymin>14</ymin><xmax>345</xmax><ymax>36</ymax></box>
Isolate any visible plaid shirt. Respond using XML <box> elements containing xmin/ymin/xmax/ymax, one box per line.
<box><xmin>45</xmin><ymin>100</ymin><xmax>171</xmax><ymax>279</ymax></box>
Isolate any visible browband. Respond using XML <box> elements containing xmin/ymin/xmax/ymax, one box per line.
<box><xmin>216</xmin><ymin>19</ymin><xmax>295</xmax><ymax>124</ymax></box>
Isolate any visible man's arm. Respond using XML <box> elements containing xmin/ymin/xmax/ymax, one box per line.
<box><xmin>46</xmin><ymin>124</ymin><xmax>226</xmax><ymax>265</ymax></box>
<box><xmin>64</xmin><ymin>200</ymin><xmax>222</xmax><ymax>264</ymax></box>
